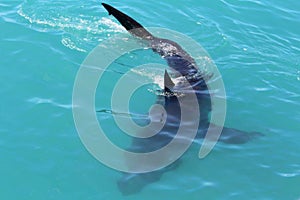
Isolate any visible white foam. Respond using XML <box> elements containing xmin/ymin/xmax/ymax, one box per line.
<box><xmin>17</xmin><ymin>6</ymin><xmax>126</xmax><ymax>52</ymax></box>
<box><xmin>61</xmin><ymin>37</ymin><xmax>86</xmax><ymax>52</ymax></box>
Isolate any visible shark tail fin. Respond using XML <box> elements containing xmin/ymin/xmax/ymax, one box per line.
<box><xmin>102</xmin><ymin>3</ymin><xmax>154</xmax><ymax>40</ymax></box>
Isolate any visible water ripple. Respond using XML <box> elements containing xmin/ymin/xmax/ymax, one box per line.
<box><xmin>27</xmin><ymin>97</ymin><xmax>72</xmax><ymax>109</ymax></box>
<box><xmin>16</xmin><ymin>1</ymin><xmax>125</xmax><ymax>52</ymax></box>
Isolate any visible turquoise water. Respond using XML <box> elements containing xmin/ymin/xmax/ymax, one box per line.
<box><xmin>1</xmin><ymin>0</ymin><xmax>300</xmax><ymax>199</ymax></box>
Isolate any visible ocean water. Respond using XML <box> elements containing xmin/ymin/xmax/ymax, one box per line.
<box><xmin>1</xmin><ymin>0</ymin><xmax>300</xmax><ymax>199</ymax></box>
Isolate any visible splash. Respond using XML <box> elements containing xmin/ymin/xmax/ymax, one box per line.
<box><xmin>61</xmin><ymin>37</ymin><xmax>87</xmax><ymax>52</ymax></box>
<box><xmin>17</xmin><ymin>3</ymin><xmax>125</xmax><ymax>52</ymax></box>
<box><xmin>130</xmin><ymin>67</ymin><xmax>165</xmax><ymax>89</ymax></box>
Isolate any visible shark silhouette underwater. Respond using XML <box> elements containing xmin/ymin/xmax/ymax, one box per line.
<box><xmin>101</xmin><ymin>3</ymin><xmax>263</xmax><ymax>195</ymax></box>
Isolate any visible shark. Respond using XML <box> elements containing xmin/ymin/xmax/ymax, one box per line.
<box><xmin>101</xmin><ymin>3</ymin><xmax>263</xmax><ymax>195</ymax></box>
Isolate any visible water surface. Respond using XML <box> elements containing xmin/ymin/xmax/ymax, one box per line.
<box><xmin>1</xmin><ymin>0</ymin><xmax>300</xmax><ymax>199</ymax></box>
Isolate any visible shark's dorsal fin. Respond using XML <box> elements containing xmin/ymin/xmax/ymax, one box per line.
<box><xmin>164</xmin><ymin>69</ymin><xmax>175</xmax><ymax>93</ymax></box>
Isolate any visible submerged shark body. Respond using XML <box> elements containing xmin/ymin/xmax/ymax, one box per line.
<box><xmin>101</xmin><ymin>3</ymin><xmax>262</xmax><ymax>195</ymax></box>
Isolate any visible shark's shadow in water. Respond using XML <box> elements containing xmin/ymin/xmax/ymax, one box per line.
<box><xmin>101</xmin><ymin>3</ymin><xmax>263</xmax><ymax>195</ymax></box>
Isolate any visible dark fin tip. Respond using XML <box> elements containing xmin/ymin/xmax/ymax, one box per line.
<box><xmin>100</xmin><ymin>3</ymin><xmax>153</xmax><ymax>39</ymax></box>
<box><xmin>101</xmin><ymin>3</ymin><xmax>112</xmax><ymax>15</ymax></box>
<box><xmin>164</xmin><ymin>69</ymin><xmax>175</xmax><ymax>93</ymax></box>
<box><xmin>164</xmin><ymin>70</ymin><xmax>175</xmax><ymax>88</ymax></box>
